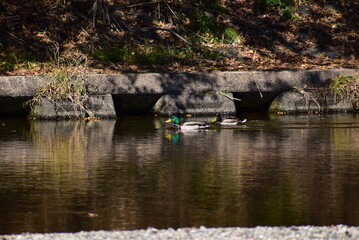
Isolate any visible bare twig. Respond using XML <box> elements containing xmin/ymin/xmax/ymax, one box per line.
<box><xmin>208</xmin><ymin>90</ymin><xmax>242</xmax><ymax>102</ymax></box>
<box><xmin>6</xmin><ymin>32</ymin><xmax>24</xmax><ymax>44</ymax></box>
<box><xmin>90</xmin><ymin>0</ymin><xmax>99</xmax><ymax>27</ymax></box>
<box><xmin>90</xmin><ymin>0</ymin><xmax>111</xmax><ymax>28</ymax></box>
<box><xmin>114</xmin><ymin>1</ymin><xmax>161</xmax><ymax>9</ymax></box>
<box><xmin>254</xmin><ymin>79</ymin><xmax>263</xmax><ymax>99</ymax></box>
<box><xmin>157</xmin><ymin>1</ymin><xmax>161</xmax><ymax>19</ymax></box>
<box><xmin>293</xmin><ymin>86</ymin><xmax>322</xmax><ymax>112</ymax></box>
<box><xmin>219</xmin><ymin>91</ymin><xmax>242</xmax><ymax>102</ymax></box>
<box><xmin>163</xmin><ymin>0</ymin><xmax>179</xmax><ymax>19</ymax></box>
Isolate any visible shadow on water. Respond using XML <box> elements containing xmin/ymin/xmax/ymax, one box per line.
<box><xmin>0</xmin><ymin>114</ymin><xmax>359</xmax><ymax>234</ymax></box>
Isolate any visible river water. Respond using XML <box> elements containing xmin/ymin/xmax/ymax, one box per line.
<box><xmin>0</xmin><ymin>114</ymin><xmax>359</xmax><ymax>234</ymax></box>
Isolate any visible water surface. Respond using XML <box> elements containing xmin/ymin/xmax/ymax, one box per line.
<box><xmin>0</xmin><ymin>114</ymin><xmax>359</xmax><ymax>234</ymax></box>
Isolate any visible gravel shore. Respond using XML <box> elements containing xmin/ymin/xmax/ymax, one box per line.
<box><xmin>1</xmin><ymin>225</ymin><xmax>358</xmax><ymax>240</ymax></box>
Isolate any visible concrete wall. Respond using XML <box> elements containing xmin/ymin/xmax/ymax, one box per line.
<box><xmin>0</xmin><ymin>69</ymin><xmax>358</xmax><ymax>118</ymax></box>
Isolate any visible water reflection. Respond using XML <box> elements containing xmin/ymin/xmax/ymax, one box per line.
<box><xmin>0</xmin><ymin>114</ymin><xmax>359</xmax><ymax>234</ymax></box>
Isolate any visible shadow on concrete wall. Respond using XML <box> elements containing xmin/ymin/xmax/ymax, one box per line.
<box><xmin>2</xmin><ymin>69</ymin><xmax>355</xmax><ymax>118</ymax></box>
<box><xmin>0</xmin><ymin>97</ymin><xmax>32</xmax><ymax>117</ymax></box>
<box><xmin>112</xmin><ymin>94</ymin><xmax>163</xmax><ymax>117</ymax></box>
<box><xmin>105</xmin><ymin>72</ymin><xmax>220</xmax><ymax>116</ymax></box>
<box><xmin>156</xmin><ymin>73</ymin><xmax>225</xmax><ymax>116</ymax></box>
<box><xmin>233</xmin><ymin>70</ymin><xmax>337</xmax><ymax>113</ymax></box>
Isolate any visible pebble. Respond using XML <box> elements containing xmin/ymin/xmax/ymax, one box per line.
<box><xmin>1</xmin><ymin>225</ymin><xmax>359</xmax><ymax>240</ymax></box>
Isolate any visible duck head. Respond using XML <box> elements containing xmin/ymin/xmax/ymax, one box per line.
<box><xmin>165</xmin><ymin>115</ymin><xmax>181</xmax><ymax>125</ymax></box>
<box><xmin>212</xmin><ymin>114</ymin><xmax>222</xmax><ymax>123</ymax></box>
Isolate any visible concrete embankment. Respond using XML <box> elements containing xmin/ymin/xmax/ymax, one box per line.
<box><xmin>0</xmin><ymin>69</ymin><xmax>358</xmax><ymax>118</ymax></box>
<box><xmin>1</xmin><ymin>225</ymin><xmax>358</xmax><ymax>240</ymax></box>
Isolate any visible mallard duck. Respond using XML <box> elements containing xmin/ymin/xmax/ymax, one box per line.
<box><xmin>212</xmin><ymin>114</ymin><xmax>247</xmax><ymax>125</ymax></box>
<box><xmin>165</xmin><ymin>115</ymin><xmax>209</xmax><ymax>130</ymax></box>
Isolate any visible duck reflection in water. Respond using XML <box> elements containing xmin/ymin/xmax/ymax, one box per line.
<box><xmin>165</xmin><ymin>132</ymin><xmax>181</xmax><ymax>143</ymax></box>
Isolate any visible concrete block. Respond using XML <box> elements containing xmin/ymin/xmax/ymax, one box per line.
<box><xmin>153</xmin><ymin>92</ymin><xmax>236</xmax><ymax>116</ymax></box>
<box><xmin>269</xmin><ymin>90</ymin><xmax>353</xmax><ymax>113</ymax></box>
<box><xmin>29</xmin><ymin>94</ymin><xmax>116</xmax><ymax>119</ymax></box>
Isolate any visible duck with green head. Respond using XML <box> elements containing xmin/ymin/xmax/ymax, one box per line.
<box><xmin>165</xmin><ymin>115</ymin><xmax>209</xmax><ymax>130</ymax></box>
<box><xmin>212</xmin><ymin>113</ymin><xmax>247</xmax><ymax>126</ymax></box>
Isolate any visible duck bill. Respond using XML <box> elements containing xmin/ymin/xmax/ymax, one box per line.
<box><xmin>211</xmin><ymin>118</ymin><xmax>217</xmax><ymax>123</ymax></box>
<box><xmin>165</xmin><ymin>119</ymin><xmax>172</xmax><ymax>123</ymax></box>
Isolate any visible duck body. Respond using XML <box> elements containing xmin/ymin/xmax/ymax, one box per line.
<box><xmin>179</xmin><ymin>121</ymin><xmax>210</xmax><ymax>130</ymax></box>
<box><xmin>165</xmin><ymin>116</ymin><xmax>209</xmax><ymax>130</ymax></box>
<box><xmin>212</xmin><ymin>114</ymin><xmax>247</xmax><ymax>126</ymax></box>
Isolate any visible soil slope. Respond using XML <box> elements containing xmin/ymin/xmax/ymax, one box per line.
<box><xmin>0</xmin><ymin>0</ymin><xmax>358</xmax><ymax>75</ymax></box>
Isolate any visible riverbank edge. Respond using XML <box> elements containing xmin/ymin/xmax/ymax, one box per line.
<box><xmin>1</xmin><ymin>225</ymin><xmax>358</xmax><ymax>240</ymax></box>
<box><xmin>3</xmin><ymin>69</ymin><xmax>359</xmax><ymax>97</ymax></box>
<box><xmin>1</xmin><ymin>69</ymin><xmax>359</xmax><ymax>117</ymax></box>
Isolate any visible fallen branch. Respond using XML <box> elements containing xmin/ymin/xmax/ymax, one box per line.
<box><xmin>7</xmin><ymin>32</ymin><xmax>24</xmax><ymax>44</ymax></box>
<box><xmin>114</xmin><ymin>1</ymin><xmax>161</xmax><ymax>9</ymax></box>
<box><xmin>254</xmin><ymin>79</ymin><xmax>263</xmax><ymax>99</ymax></box>
<box><xmin>220</xmin><ymin>91</ymin><xmax>242</xmax><ymax>102</ymax></box>
<box><xmin>163</xmin><ymin>0</ymin><xmax>179</xmax><ymax>19</ymax></box>
<box><xmin>293</xmin><ymin>86</ymin><xmax>322</xmax><ymax>112</ymax></box>
<box><xmin>208</xmin><ymin>90</ymin><xmax>242</xmax><ymax>102</ymax></box>
<box><xmin>138</xmin><ymin>27</ymin><xmax>204</xmax><ymax>53</ymax></box>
